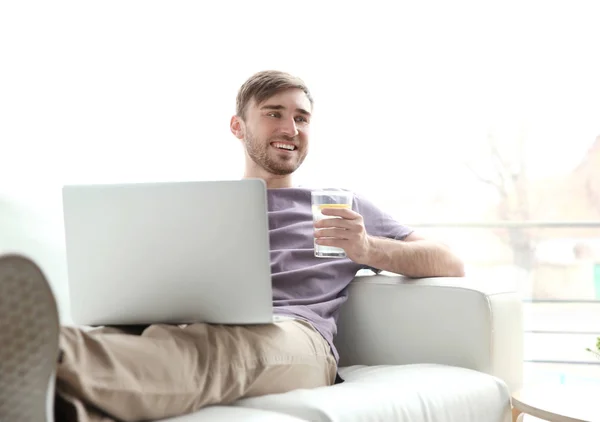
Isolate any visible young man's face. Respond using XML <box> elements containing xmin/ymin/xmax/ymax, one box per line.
<box><xmin>239</xmin><ymin>88</ymin><xmax>312</xmax><ymax>176</ymax></box>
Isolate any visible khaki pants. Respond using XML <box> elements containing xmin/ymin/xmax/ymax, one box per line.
<box><xmin>56</xmin><ymin>319</ymin><xmax>337</xmax><ymax>422</ymax></box>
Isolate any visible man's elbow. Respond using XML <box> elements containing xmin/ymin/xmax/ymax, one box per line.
<box><xmin>451</xmin><ymin>261</ymin><xmax>466</xmax><ymax>277</ymax></box>
<box><xmin>437</xmin><ymin>243</ymin><xmax>465</xmax><ymax>277</ymax></box>
<box><xmin>448</xmin><ymin>257</ymin><xmax>465</xmax><ymax>277</ymax></box>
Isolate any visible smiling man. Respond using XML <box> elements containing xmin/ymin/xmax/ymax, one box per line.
<box><xmin>0</xmin><ymin>70</ymin><xmax>464</xmax><ymax>422</ymax></box>
<box><xmin>231</xmin><ymin>72</ymin><xmax>312</xmax><ymax>183</ymax></box>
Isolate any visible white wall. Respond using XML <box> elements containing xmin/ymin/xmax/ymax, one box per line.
<box><xmin>0</xmin><ymin>197</ymin><xmax>71</xmax><ymax>322</ymax></box>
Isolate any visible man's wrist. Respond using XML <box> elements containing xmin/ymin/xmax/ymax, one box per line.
<box><xmin>363</xmin><ymin>235</ymin><xmax>400</xmax><ymax>268</ymax></box>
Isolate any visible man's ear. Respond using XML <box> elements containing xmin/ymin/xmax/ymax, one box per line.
<box><xmin>230</xmin><ymin>115</ymin><xmax>245</xmax><ymax>140</ymax></box>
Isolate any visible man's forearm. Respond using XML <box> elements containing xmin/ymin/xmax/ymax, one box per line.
<box><xmin>363</xmin><ymin>236</ymin><xmax>465</xmax><ymax>278</ymax></box>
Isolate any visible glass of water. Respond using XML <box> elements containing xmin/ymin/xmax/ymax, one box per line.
<box><xmin>311</xmin><ymin>189</ymin><xmax>353</xmax><ymax>258</ymax></box>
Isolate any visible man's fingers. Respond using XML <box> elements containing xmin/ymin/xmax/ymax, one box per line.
<box><xmin>315</xmin><ymin>238</ymin><xmax>348</xmax><ymax>248</ymax></box>
<box><xmin>320</xmin><ymin>207</ymin><xmax>360</xmax><ymax>219</ymax></box>
<box><xmin>314</xmin><ymin>217</ymin><xmax>353</xmax><ymax>230</ymax></box>
<box><xmin>314</xmin><ymin>228</ymin><xmax>351</xmax><ymax>240</ymax></box>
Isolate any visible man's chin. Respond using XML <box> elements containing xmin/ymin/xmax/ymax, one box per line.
<box><xmin>267</xmin><ymin>167</ymin><xmax>297</xmax><ymax>176</ymax></box>
<box><xmin>259</xmin><ymin>154</ymin><xmax>306</xmax><ymax>176</ymax></box>
<box><xmin>263</xmin><ymin>163</ymin><xmax>300</xmax><ymax>176</ymax></box>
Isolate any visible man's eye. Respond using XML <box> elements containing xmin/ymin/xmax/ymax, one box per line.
<box><xmin>267</xmin><ymin>112</ymin><xmax>280</xmax><ymax>118</ymax></box>
<box><xmin>294</xmin><ymin>116</ymin><xmax>308</xmax><ymax>123</ymax></box>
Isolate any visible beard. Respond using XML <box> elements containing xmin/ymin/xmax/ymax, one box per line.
<box><xmin>244</xmin><ymin>128</ymin><xmax>307</xmax><ymax>176</ymax></box>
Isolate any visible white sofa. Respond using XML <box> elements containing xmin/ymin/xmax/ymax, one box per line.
<box><xmin>159</xmin><ymin>274</ymin><xmax>523</xmax><ymax>422</ymax></box>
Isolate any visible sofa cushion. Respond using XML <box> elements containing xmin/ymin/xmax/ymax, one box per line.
<box><xmin>233</xmin><ymin>364</ymin><xmax>512</xmax><ymax>422</ymax></box>
<box><xmin>156</xmin><ymin>405</ymin><xmax>308</xmax><ymax>421</ymax></box>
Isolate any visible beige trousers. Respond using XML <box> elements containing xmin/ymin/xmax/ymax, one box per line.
<box><xmin>56</xmin><ymin>319</ymin><xmax>337</xmax><ymax>422</ymax></box>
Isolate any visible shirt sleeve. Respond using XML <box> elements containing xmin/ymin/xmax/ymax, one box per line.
<box><xmin>352</xmin><ymin>192</ymin><xmax>414</xmax><ymax>272</ymax></box>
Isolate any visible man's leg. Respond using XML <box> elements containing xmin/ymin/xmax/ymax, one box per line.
<box><xmin>57</xmin><ymin>319</ymin><xmax>336</xmax><ymax>421</ymax></box>
<box><xmin>0</xmin><ymin>254</ymin><xmax>337</xmax><ymax>422</ymax></box>
<box><xmin>54</xmin><ymin>325</ymin><xmax>150</xmax><ymax>422</ymax></box>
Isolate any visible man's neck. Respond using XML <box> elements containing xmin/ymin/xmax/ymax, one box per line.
<box><xmin>243</xmin><ymin>170</ymin><xmax>293</xmax><ymax>189</ymax></box>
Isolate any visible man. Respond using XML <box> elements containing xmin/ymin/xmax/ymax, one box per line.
<box><xmin>0</xmin><ymin>70</ymin><xmax>464</xmax><ymax>422</ymax></box>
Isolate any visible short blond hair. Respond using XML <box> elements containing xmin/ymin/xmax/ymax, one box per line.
<box><xmin>236</xmin><ymin>70</ymin><xmax>313</xmax><ymax>119</ymax></box>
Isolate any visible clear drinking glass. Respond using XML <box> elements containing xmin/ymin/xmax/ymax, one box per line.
<box><xmin>311</xmin><ymin>189</ymin><xmax>353</xmax><ymax>258</ymax></box>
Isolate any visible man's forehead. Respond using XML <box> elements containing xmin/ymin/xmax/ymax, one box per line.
<box><xmin>252</xmin><ymin>89</ymin><xmax>312</xmax><ymax>111</ymax></box>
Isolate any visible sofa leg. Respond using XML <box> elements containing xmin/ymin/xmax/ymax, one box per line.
<box><xmin>512</xmin><ymin>407</ymin><xmax>522</xmax><ymax>422</ymax></box>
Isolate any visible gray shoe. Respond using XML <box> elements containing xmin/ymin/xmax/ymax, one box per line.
<box><xmin>0</xmin><ymin>254</ymin><xmax>60</xmax><ymax>422</ymax></box>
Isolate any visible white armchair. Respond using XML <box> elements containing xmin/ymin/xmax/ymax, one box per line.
<box><xmin>336</xmin><ymin>274</ymin><xmax>523</xmax><ymax>392</ymax></box>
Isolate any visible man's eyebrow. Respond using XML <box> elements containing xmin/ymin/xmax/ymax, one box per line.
<box><xmin>296</xmin><ymin>107</ymin><xmax>311</xmax><ymax>117</ymax></box>
<box><xmin>260</xmin><ymin>104</ymin><xmax>311</xmax><ymax>117</ymax></box>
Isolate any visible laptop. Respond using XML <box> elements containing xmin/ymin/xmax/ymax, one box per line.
<box><xmin>62</xmin><ymin>179</ymin><xmax>274</xmax><ymax>326</ymax></box>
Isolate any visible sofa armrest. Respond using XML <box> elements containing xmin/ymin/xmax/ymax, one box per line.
<box><xmin>334</xmin><ymin>274</ymin><xmax>523</xmax><ymax>392</ymax></box>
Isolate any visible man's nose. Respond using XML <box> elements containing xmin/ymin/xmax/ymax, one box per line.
<box><xmin>280</xmin><ymin>117</ymin><xmax>299</xmax><ymax>137</ymax></box>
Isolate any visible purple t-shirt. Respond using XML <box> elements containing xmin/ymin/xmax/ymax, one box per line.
<box><xmin>267</xmin><ymin>187</ymin><xmax>413</xmax><ymax>362</ymax></box>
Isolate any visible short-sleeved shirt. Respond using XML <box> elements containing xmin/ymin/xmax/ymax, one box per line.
<box><xmin>267</xmin><ymin>187</ymin><xmax>413</xmax><ymax>362</ymax></box>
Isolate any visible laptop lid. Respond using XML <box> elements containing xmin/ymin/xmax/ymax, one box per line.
<box><xmin>62</xmin><ymin>179</ymin><xmax>273</xmax><ymax>326</ymax></box>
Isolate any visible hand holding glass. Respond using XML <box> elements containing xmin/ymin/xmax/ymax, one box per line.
<box><xmin>311</xmin><ymin>190</ymin><xmax>353</xmax><ymax>258</ymax></box>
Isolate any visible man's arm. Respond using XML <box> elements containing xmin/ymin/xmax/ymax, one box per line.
<box><xmin>314</xmin><ymin>208</ymin><xmax>465</xmax><ymax>278</ymax></box>
<box><xmin>363</xmin><ymin>232</ymin><xmax>465</xmax><ymax>278</ymax></box>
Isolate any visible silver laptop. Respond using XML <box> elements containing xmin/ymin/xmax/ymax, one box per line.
<box><xmin>62</xmin><ymin>179</ymin><xmax>273</xmax><ymax>326</ymax></box>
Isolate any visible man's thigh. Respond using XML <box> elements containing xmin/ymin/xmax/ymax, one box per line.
<box><xmin>178</xmin><ymin>318</ymin><xmax>337</xmax><ymax>399</ymax></box>
<box><xmin>57</xmin><ymin>318</ymin><xmax>336</xmax><ymax>421</ymax></box>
